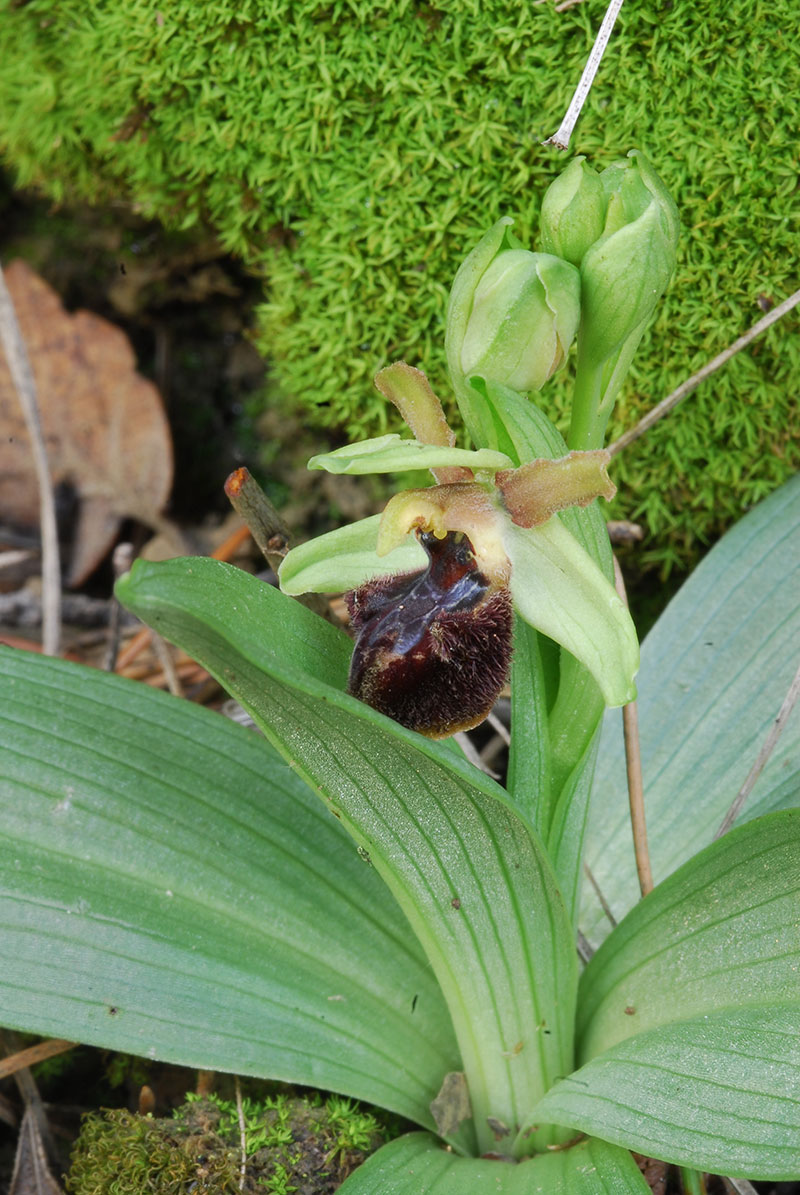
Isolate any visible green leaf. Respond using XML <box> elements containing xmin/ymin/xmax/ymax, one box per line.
<box><xmin>577</xmin><ymin>809</ymin><xmax>800</xmax><ymax>1061</ymax></box>
<box><xmin>117</xmin><ymin>556</ymin><xmax>578</xmax><ymax>1156</ymax></box>
<box><xmin>581</xmin><ymin>474</ymin><xmax>800</xmax><ymax>947</ymax></box>
<box><xmin>0</xmin><ymin>647</ymin><xmax>460</xmax><ymax>1130</ymax></box>
<box><xmin>545</xmin><ymin>729</ymin><xmax>602</xmax><ymax>925</ymax></box>
<box><xmin>531</xmin><ymin>1003</ymin><xmax>800</xmax><ymax>1181</ymax></box>
<box><xmin>279</xmin><ymin>513</ymin><xmax>425</xmax><ymax>596</ymax></box>
<box><xmin>339</xmin><ymin>1132</ymin><xmax>649</xmax><ymax>1194</ymax></box>
<box><xmin>309</xmin><ymin>434</ymin><xmax>512</xmax><ymax>475</ymax></box>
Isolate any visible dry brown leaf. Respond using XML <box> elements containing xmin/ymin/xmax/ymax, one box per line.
<box><xmin>0</xmin><ymin>260</ymin><xmax>173</xmax><ymax>584</ymax></box>
<box><xmin>9</xmin><ymin>1107</ymin><xmax>64</xmax><ymax>1195</ymax></box>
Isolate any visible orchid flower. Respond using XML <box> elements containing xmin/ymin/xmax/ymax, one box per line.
<box><xmin>279</xmin><ymin>362</ymin><xmax>638</xmax><ymax>737</ymax></box>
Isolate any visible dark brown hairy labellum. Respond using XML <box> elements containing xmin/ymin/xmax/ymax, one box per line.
<box><xmin>345</xmin><ymin>530</ymin><xmax>512</xmax><ymax>738</ymax></box>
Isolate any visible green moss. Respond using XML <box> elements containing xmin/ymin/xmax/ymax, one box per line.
<box><xmin>1</xmin><ymin>0</ymin><xmax>798</xmax><ymax>572</ymax></box>
<box><xmin>65</xmin><ymin>1091</ymin><xmax>385</xmax><ymax>1194</ymax></box>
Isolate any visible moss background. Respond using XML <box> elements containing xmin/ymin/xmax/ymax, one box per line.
<box><xmin>0</xmin><ymin>0</ymin><xmax>798</xmax><ymax>574</ymax></box>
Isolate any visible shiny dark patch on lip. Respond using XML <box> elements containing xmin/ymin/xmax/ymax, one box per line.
<box><xmin>345</xmin><ymin>530</ymin><xmax>512</xmax><ymax>738</ymax></box>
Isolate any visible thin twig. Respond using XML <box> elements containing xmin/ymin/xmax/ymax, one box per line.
<box><xmin>576</xmin><ymin>929</ymin><xmax>594</xmax><ymax>964</ymax></box>
<box><xmin>212</xmin><ymin>521</ymin><xmax>252</xmax><ymax>563</ymax></box>
<box><xmin>235</xmin><ymin>1075</ymin><xmax>247</xmax><ymax>1192</ymax></box>
<box><xmin>224</xmin><ymin>466</ymin><xmax>336</xmax><ymax>622</ymax></box>
<box><xmin>151</xmin><ymin>632</ymin><xmax>184</xmax><ymax>698</ymax></box>
<box><xmin>454</xmin><ymin>731</ymin><xmax>501</xmax><ymax>778</ymax></box>
<box><xmin>721</xmin><ymin>1178</ymin><xmax>759</xmax><ymax>1195</ymax></box>
<box><xmin>613</xmin><ymin>557</ymin><xmax>653</xmax><ymax>897</ymax></box>
<box><xmin>0</xmin><ymin>1029</ymin><xmax>56</xmax><ymax>1162</ymax></box>
<box><xmin>486</xmin><ymin>709</ymin><xmax>511</xmax><ymax>746</ymax></box>
<box><xmin>105</xmin><ymin>542</ymin><xmax>134</xmax><ymax>672</ymax></box>
<box><xmin>714</xmin><ymin>655</ymin><xmax>800</xmax><ymax>840</ymax></box>
<box><xmin>543</xmin><ymin>0</ymin><xmax>625</xmax><ymax>149</ymax></box>
<box><xmin>112</xmin><ymin>524</ymin><xmax>255</xmax><ymax>676</ymax></box>
<box><xmin>224</xmin><ymin>467</ymin><xmax>291</xmax><ymax>574</ymax></box>
<box><xmin>478</xmin><ymin>733</ymin><xmax>506</xmax><ymax>772</ymax></box>
<box><xmin>0</xmin><ymin>262</ymin><xmax>62</xmax><ymax>656</ymax></box>
<box><xmin>0</xmin><ymin>1038</ymin><xmax>75</xmax><ymax>1082</ymax></box>
<box><xmin>608</xmin><ymin>287</ymin><xmax>800</xmax><ymax>457</ymax></box>
<box><xmin>583</xmin><ymin>862</ymin><xmax>617</xmax><ymax>928</ymax></box>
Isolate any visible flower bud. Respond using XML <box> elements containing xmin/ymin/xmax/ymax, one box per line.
<box><xmin>539</xmin><ymin>156</ymin><xmax>607</xmax><ymax>267</ymax></box>
<box><xmin>458</xmin><ymin>249</ymin><xmax>580</xmax><ymax>393</ymax></box>
<box><xmin>579</xmin><ymin>152</ymin><xmax>679</xmax><ymax>367</ymax></box>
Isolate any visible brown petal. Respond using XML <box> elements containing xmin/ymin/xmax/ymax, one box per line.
<box><xmin>496</xmin><ymin>450</ymin><xmax>615</xmax><ymax>527</ymax></box>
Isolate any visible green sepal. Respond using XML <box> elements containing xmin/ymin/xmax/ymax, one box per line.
<box><xmin>308</xmin><ymin>434</ymin><xmax>512</xmax><ymax>475</ymax></box>
<box><xmin>458</xmin><ymin>250</ymin><xmax>580</xmax><ymax>394</ymax></box>
<box><xmin>278</xmin><ymin>513</ymin><xmax>425</xmax><ymax>596</ymax></box>
<box><xmin>504</xmin><ymin>516</ymin><xmax>639</xmax><ymax>708</ymax></box>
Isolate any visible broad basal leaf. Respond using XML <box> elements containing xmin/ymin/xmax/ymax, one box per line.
<box><xmin>581</xmin><ymin>474</ymin><xmax>800</xmax><ymax>947</ymax></box>
<box><xmin>338</xmin><ymin>1131</ymin><xmax>649</xmax><ymax>1194</ymax></box>
<box><xmin>577</xmin><ymin>809</ymin><xmax>800</xmax><ymax>1060</ymax></box>
<box><xmin>531</xmin><ymin>1003</ymin><xmax>800</xmax><ymax>1181</ymax></box>
<box><xmin>118</xmin><ymin>557</ymin><xmax>578</xmax><ymax>1156</ymax></box>
<box><xmin>0</xmin><ymin>647</ymin><xmax>461</xmax><ymax>1132</ymax></box>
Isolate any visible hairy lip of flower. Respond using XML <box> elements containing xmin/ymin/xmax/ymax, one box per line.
<box><xmin>346</xmin><ymin>528</ymin><xmax>514</xmax><ymax>739</ymax></box>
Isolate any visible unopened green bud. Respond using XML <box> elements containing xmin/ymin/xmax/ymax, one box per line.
<box><xmin>568</xmin><ymin>152</ymin><xmax>679</xmax><ymax>450</ymax></box>
<box><xmin>458</xmin><ymin>249</ymin><xmax>580</xmax><ymax>393</ymax></box>
<box><xmin>600</xmin><ymin>152</ymin><xmax>677</xmax><ymax>240</ymax></box>
<box><xmin>579</xmin><ymin>152</ymin><xmax>679</xmax><ymax>366</ymax></box>
<box><xmin>539</xmin><ymin>156</ymin><xmax>607</xmax><ymax>266</ymax></box>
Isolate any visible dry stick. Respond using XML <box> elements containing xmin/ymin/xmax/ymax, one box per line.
<box><xmin>225</xmin><ymin>466</ymin><xmax>291</xmax><ymax>574</ymax></box>
<box><xmin>224</xmin><ymin>467</ymin><xmax>334</xmax><ymax>621</ymax></box>
<box><xmin>713</xmin><ymin>655</ymin><xmax>800</xmax><ymax>840</ymax></box>
<box><xmin>722</xmin><ymin>1178</ymin><xmax>759</xmax><ymax>1195</ymax></box>
<box><xmin>104</xmin><ymin>542</ymin><xmax>134</xmax><ymax>672</ymax></box>
<box><xmin>543</xmin><ymin>0</ymin><xmax>625</xmax><ymax>149</ymax></box>
<box><xmin>486</xmin><ymin>709</ymin><xmax>511</xmax><ymax>746</ymax></box>
<box><xmin>576</xmin><ymin>929</ymin><xmax>594</xmax><ymax>965</ymax></box>
<box><xmin>151</xmin><ymin>632</ymin><xmax>184</xmax><ymax>698</ymax></box>
<box><xmin>613</xmin><ymin>557</ymin><xmax>654</xmax><ymax>897</ymax></box>
<box><xmin>0</xmin><ymin>263</ymin><xmax>62</xmax><ymax>656</ymax></box>
<box><xmin>0</xmin><ymin>1029</ymin><xmax>56</xmax><ymax>1163</ymax></box>
<box><xmin>235</xmin><ymin>1075</ymin><xmax>247</xmax><ymax>1192</ymax></box>
<box><xmin>608</xmin><ymin>287</ymin><xmax>800</xmax><ymax>458</ymax></box>
<box><xmin>583</xmin><ymin>861</ymin><xmax>618</xmax><ymax>928</ymax></box>
<box><xmin>0</xmin><ymin>1038</ymin><xmax>75</xmax><ymax>1082</ymax></box>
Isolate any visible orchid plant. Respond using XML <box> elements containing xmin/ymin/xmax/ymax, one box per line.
<box><xmin>0</xmin><ymin>153</ymin><xmax>798</xmax><ymax>1192</ymax></box>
